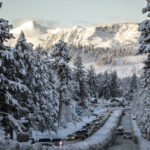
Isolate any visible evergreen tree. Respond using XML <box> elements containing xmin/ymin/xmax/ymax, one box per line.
<box><xmin>134</xmin><ymin>0</ymin><xmax>150</xmax><ymax>139</ymax></box>
<box><xmin>74</xmin><ymin>51</ymin><xmax>89</xmax><ymax>108</ymax></box>
<box><xmin>97</xmin><ymin>73</ymin><xmax>105</xmax><ymax>98</ymax></box>
<box><xmin>0</xmin><ymin>18</ymin><xmax>29</xmax><ymax>117</ymax></box>
<box><xmin>87</xmin><ymin>65</ymin><xmax>98</xmax><ymax>98</ymax></box>
<box><xmin>102</xmin><ymin>71</ymin><xmax>111</xmax><ymax>100</ymax></box>
<box><xmin>109</xmin><ymin>71</ymin><xmax>121</xmax><ymax>98</ymax></box>
<box><xmin>51</xmin><ymin>40</ymin><xmax>72</xmax><ymax>128</ymax></box>
<box><xmin>34</xmin><ymin>49</ymin><xmax>58</xmax><ymax>132</ymax></box>
<box><xmin>129</xmin><ymin>73</ymin><xmax>137</xmax><ymax>100</ymax></box>
<box><xmin>14</xmin><ymin>31</ymin><xmax>35</xmax><ymax>116</ymax></box>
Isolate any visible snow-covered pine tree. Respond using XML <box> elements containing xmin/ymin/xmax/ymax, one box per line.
<box><xmin>136</xmin><ymin>0</ymin><xmax>150</xmax><ymax>55</ymax></box>
<box><xmin>51</xmin><ymin>40</ymin><xmax>72</xmax><ymax>128</ymax></box>
<box><xmin>134</xmin><ymin>0</ymin><xmax>150</xmax><ymax>139</ymax></box>
<box><xmin>14</xmin><ymin>32</ymin><xmax>59</xmax><ymax>131</ymax></box>
<box><xmin>102</xmin><ymin>71</ymin><xmax>111</xmax><ymax>100</ymax></box>
<box><xmin>97</xmin><ymin>73</ymin><xmax>105</xmax><ymax>98</ymax></box>
<box><xmin>87</xmin><ymin>65</ymin><xmax>98</xmax><ymax>98</ymax></box>
<box><xmin>109</xmin><ymin>71</ymin><xmax>121</xmax><ymax>98</ymax></box>
<box><xmin>32</xmin><ymin>49</ymin><xmax>58</xmax><ymax>132</ymax></box>
<box><xmin>74</xmin><ymin>50</ymin><xmax>89</xmax><ymax>108</ymax></box>
<box><xmin>129</xmin><ymin>73</ymin><xmax>137</xmax><ymax>100</ymax></box>
<box><xmin>14</xmin><ymin>31</ymin><xmax>35</xmax><ymax>116</ymax></box>
<box><xmin>0</xmin><ymin>17</ymin><xmax>29</xmax><ymax>117</ymax></box>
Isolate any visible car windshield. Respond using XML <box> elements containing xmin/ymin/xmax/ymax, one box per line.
<box><xmin>117</xmin><ymin>129</ymin><xmax>123</xmax><ymax>132</ymax></box>
<box><xmin>125</xmin><ymin>132</ymin><xmax>131</xmax><ymax>135</ymax></box>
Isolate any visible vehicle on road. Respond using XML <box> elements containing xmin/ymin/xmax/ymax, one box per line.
<box><xmin>92</xmin><ymin>124</ymin><xmax>100</xmax><ymax>131</ymax></box>
<box><xmin>66</xmin><ymin>134</ymin><xmax>76</xmax><ymax>141</ymax></box>
<box><xmin>38</xmin><ymin>138</ymin><xmax>52</xmax><ymax>146</ymax></box>
<box><xmin>132</xmin><ymin>115</ymin><xmax>136</xmax><ymax>120</ymax></box>
<box><xmin>122</xmin><ymin>111</ymin><xmax>125</xmax><ymax>115</ymax></box>
<box><xmin>86</xmin><ymin>123</ymin><xmax>90</xmax><ymax>126</ymax></box>
<box><xmin>52</xmin><ymin>138</ymin><xmax>63</xmax><ymax>146</ymax></box>
<box><xmin>101</xmin><ymin>114</ymin><xmax>104</xmax><ymax>118</ymax></box>
<box><xmin>116</xmin><ymin>126</ymin><xmax>124</xmax><ymax>135</ymax></box>
<box><xmin>123</xmin><ymin>131</ymin><xmax>132</xmax><ymax>139</ymax></box>
<box><xmin>74</xmin><ymin>130</ymin><xmax>88</xmax><ymax>140</ymax></box>
<box><xmin>82</xmin><ymin>125</ymin><xmax>88</xmax><ymax>129</ymax></box>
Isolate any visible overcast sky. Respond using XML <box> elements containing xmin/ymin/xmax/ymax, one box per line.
<box><xmin>0</xmin><ymin>0</ymin><xmax>146</xmax><ymax>28</ymax></box>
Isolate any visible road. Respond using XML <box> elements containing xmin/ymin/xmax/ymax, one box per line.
<box><xmin>106</xmin><ymin>110</ymin><xmax>139</xmax><ymax>150</ymax></box>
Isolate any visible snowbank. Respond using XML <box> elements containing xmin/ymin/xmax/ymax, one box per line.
<box><xmin>48</xmin><ymin>109</ymin><xmax>122</xmax><ymax>150</ymax></box>
<box><xmin>132</xmin><ymin>117</ymin><xmax>150</xmax><ymax>150</ymax></box>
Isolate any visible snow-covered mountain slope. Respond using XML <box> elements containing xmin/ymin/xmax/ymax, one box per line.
<box><xmin>9</xmin><ymin>21</ymin><xmax>145</xmax><ymax>77</ymax></box>
<box><xmin>10</xmin><ymin>21</ymin><xmax>140</xmax><ymax>49</ymax></box>
<box><xmin>83</xmin><ymin>54</ymin><xmax>146</xmax><ymax>78</ymax></box>
<box><xmin>40</xmin><ymin>22</ymin><xmax>143</xmax><ymax>77</ymax></box>
<box><xmin>42</xmin><ymin>23</ymin><xmax>139</xmax><ymax>49</ymax></box>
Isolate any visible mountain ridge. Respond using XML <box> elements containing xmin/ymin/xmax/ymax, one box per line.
<box><xmin>9</xmin><ymin>21</ymin><xmax>144</xmax><ymax>77</ymax></box>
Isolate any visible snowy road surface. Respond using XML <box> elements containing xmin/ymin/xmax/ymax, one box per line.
<box><xmin>106</xmin><ymin>110</ymin><xmax>139</xmax><ymax>150</ymax></box>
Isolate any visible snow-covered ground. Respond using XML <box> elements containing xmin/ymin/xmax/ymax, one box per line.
<box><xmin>132</xmin><ymin>116</ymin><xmax>150</xmax><ymax>150</ymax></box>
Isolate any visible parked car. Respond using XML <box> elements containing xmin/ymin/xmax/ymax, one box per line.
<box><xmin>92</xmin><ymin>124</ymin><xmax>99</xmax><ymax>131</ymax></box>
<box><xmin>101</xmin><ymin>114</ymin><xmax>104</xmax><ymax>118</ymax></box>
<box><xmin>38</xmin><ymin>138</ymin><xmax>52</xmax><ymax>146</ymax></box>
<box><xmin>123</xmin><ymin>131</ymin><xmax>132</xmax><ymax>139</ymax></box>
<box><xmin>116</xmin><ymin>126</ymin><xmax>124</xmax><ymax>135</ymax></box>
<box><xmin>52</xmin><ymin>138</ymin><xmax>63</xmax><ymax>146</ymax></box>
<box><xmin>122</xmin><ymin>111</ymin><xmax>125</xmax><ymax>115</ymax></box>
<box><xmin>93</xmin><ymin>121</ymin><xmax>101</xmax><ymax>126</ymax></box>
<box><xmin>86</xmin><ymin>123</ymin><xmax>90</xmax><ymax>126</ymax></box>
<box><xmin>66</xmin><ymin>134</ymin><xmax>76</xmax><ymax>141</ymax></box>
<box><xmin>82</xmin><ymin>125</ymin><xmax>88</xmax><ymax>129</ymax></box>
<box><xmin>74</xmin><ymin>130</ymin><xmax>88</xmax><ymax>140</ymax></box>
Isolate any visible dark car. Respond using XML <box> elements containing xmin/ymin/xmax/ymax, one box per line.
<box><xmin>116</xmin><ymin>126</ymin><xmax>124</xmax><ymax>135</ymax></box>
<box><xmin>66</xmin><ymin>134</ymin><xmax>76</xmax><ymax>141</ymax></box>
<box><xmin>82</xmin><ymin>125</ymin><xmax>88</xmax><ymax>129</ymax></box>
<box><xmin>122</xmin><ymin>111</ymin><xmax>125</xmax><ymax>115</ymax></box>
<box><xmin>38</xmin><ymin>138</ymin><xmax>52</xmax><ymax>146</ymax></box>
<box><xmin>92</xmin><ymin>124</ymin><xmax>99</xmax><ymax>131</ymax></box>
<box><xmin>74</xmin><ymin>130</ymin><xmax>88</xmax><ymax>140</ymax></box>
<box><xmin>52</xmin><ymin>138</ymin><xmax>63</xmax><ymax>146</ymax></box>
<box><xmin>123</xmin><ymin>131</ymin><xmax>132</xmax><ymax>139</ymax></box>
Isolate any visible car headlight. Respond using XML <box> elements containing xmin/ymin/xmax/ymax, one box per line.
<box><xmin>59</xmin><ymin>141</ymin><xmax>63</xmax><ymax>146</ymax></box>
